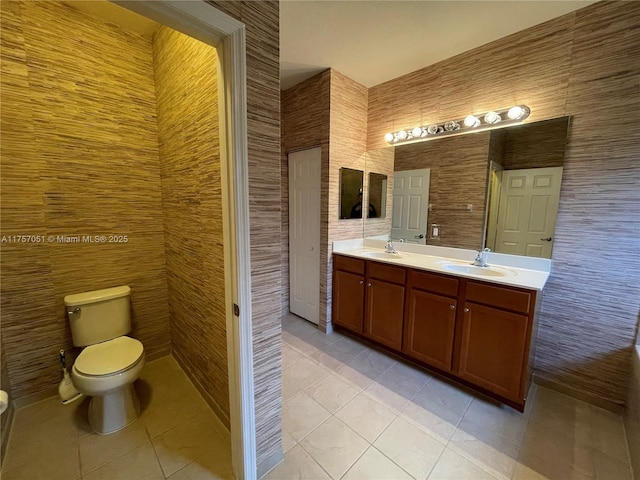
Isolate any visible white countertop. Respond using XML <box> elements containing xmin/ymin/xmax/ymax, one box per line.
<box><xmin>333</xmin><ymin>239</ymin><xmax>551</xmax><ymax>291</ymax></box>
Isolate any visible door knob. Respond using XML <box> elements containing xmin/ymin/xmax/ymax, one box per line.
<box><xmin>414</xmin><ymin>234</ymin><xmax>425</xmax><ymax>239</ymax></box>
<box><xmin>359</xmin><ymin>280</ymin><xmax>363</xmax><ymax>285</ymax></box>
<box><xmin>449</xmin><ymin>305</ymin><xmax>455</xmax><ymax>310</ymax></box>
<box><xmin>463</xmin><ymin>308</ymin><xmax>470</xmax><ymax>313</ymax></box>
<box><xmin>367</xmin><ymin>283</ymin><xmax>372</xmax><ymax>287</ymax></box>
<box><xmin>540</xmin><ymin>237</ymin><xmax>552</xmax><ymax>241</ymax></box>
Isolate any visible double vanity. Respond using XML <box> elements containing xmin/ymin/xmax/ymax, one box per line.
<box><xmin>332</xmin><ymin>239</ymin><xmax>551</xmax><ymax>412</ymax></box>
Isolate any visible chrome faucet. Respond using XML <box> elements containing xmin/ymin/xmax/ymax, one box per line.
<box><xmin>472</xmin><ymin>248</ymin><xmax>491</xmax><ymax>267</ymax></box>
<box><xmin>385</xmin><ymin>239</ymin><xmax>397</xmax><ymax>254</ymax></box>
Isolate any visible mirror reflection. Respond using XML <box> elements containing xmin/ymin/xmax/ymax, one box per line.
<box><xmin>367</xmin><ymin>172</ymin><xmax>387</xmax><ymax>219</ymax></box>
<box><xmin>364</xmin><ymin>117</ymin><xmax>570</xmax><ymax>258</ymax></box>
<box><xmin>339</xmin><ymin>167</ymin><xmax>364</xmax><ymax>219</ymax></box>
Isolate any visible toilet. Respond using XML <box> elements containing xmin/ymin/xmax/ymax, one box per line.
<box><xmin>65</xmin><ymin>285</ymin><xmax>145</xmax><ymax>435</ymax></box>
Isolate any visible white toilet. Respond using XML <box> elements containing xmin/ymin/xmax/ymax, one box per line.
<box><xmin>65</xmin><ymin>285</ymin><xmax>145</xmax><ymax>435</ymax></box>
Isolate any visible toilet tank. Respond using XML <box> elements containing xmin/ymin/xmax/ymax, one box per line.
<box><xmin>64</xmin><ymin>286</ymin><xmax>131</xmax><ymax>347</ymax></box>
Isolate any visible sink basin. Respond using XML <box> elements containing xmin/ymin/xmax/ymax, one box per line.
<box><xmin>442</xmin><ymin>264</ymin><xmax>511</xmax><ymax>277</ymax></box>
<box><xmin>362</xmin><ymin>251</ymin><xmax>408</xmax><ymax>260</ymax></box>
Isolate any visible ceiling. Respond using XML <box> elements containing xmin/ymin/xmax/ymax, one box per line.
<box><xmin>280</xmin><ymin>0</ymin><xmax>597</xmax><ymax>91</ymax></box>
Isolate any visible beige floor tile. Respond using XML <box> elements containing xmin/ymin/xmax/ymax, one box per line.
<box><xmin>344</xmin><ymin>348</ymin><xmax>397</xmax><ymax>380</ymax></box>
<box><xmin>283</xmin><ymin>358</ymin><xmax>330</xmax><ymax>391</ymax></box>
<box><xmin>79</xmin><ymin>420</ymin><xmax>150</xmax><ymax>475</ymax></box>
<box><xmin>82</xmin><ymin>443</ymin><xmax>164</xmax><ymax>480</ymax></box>
<box><xmin>589</xmin><ymin>405</ymin><xmax>631</xmax><ymax>463</ymax></box>
<box><xmin>282</xmin><ymin>315</ymin><xmax>320</xmax><ymax>337</ymax></box>
<box><xmin>282</xmin><ymin>331</ymin><xmax>321</xmax><ymax>357</ymax></box>
<box><xmin>593</xmin><ymin>449</ymin><xmax>634</xmax><ymax>480</ymax></box>
<box><xmin>512</xmin><ymin>450</ymin><xmax>594</xmax><ymax>480</ymax></box>
<box><xmin>302</xmin><ymin>329</ymin><xmax>345</xmax><ymax>350</ymax></box>
<box><xmin>282</xmin><ymin>344</ymin><xmax>307</xmax><ymax>369</ymax></box>
<box><xmin>282</xmin><ymin>429</ymin><xmax>297</xmax><ymax>453</ymax></box>
<box><xmin>364</xmin><ymin>381</ymin><xmax>413</xmax><ymax>412</ymax></box>
<box><xmin>283</xmin><ymin>392</ymin><xmax>331</xmax><ymax>441</ymax></box>
<box><xmin>448</xmin><ymin>424</ymin><xmax>519</xmax><ymax>480</ymax></box>
<box><xmin>460</xmin><ymin>397</ymin><xmax>527</xmax><ymax>444</ymax></box>
<box><xmin>428</xmin><ymin>447</ymin><xmax>495</xmax><ymax>480</ymax></box>
<box><xmin>342</xmin><ymin>446</ymin><xmax>413</xmax><ymax>480</ymax></box>
<box><xmin>300</xmin><ymin>416</ymin><xmax>369</xmax><ymax>480</ymax></box>
<box><xmin>335</xmin><ymin>392</ymin><xmax>397</xmax><ymax>442</ymax></box>
<box><xmin>374</xmin><ymin>415</ymin><xmax>445</xmax><ymax>480</ymax></box>
<box><xmin>310</xmin><ymin>350</ymin><xmax>346</xmax><ymax>371</ymax></box>
<box><xmin>334</xmin><ymin>363</ymin><xmax>378</xmax><ymax>389</ymax></box>
<box><xmin>304</xmin><ymin>373</ymin><xmax>360</xmax><ymax>413</ymax></box>
<box><xmin>416</xmin><ymin>377</ymin><xmax>474</xmax><ymax>417</ymax></box>
<box><xmin>400</xmin><ymin>398</ymin><xmax>460</xmax><ymax>444</ymax></box>
<box><xmin>152</xmin><ymin>411</ymin><xmax>229</xmax><ymax>478</ymax></box>
<box><xmin>2</xmin><ymin>440</ymin><xmax>80</xmax><ymax>480</ymax></box>
<box><xmin>264</xmin><ymin>444</ymin><xmax>330</xmax><ymax>480</ymax></box>
<box><xmin>282</xmin><ymin>373</ymin><xmax>303</xmax><ymax>402</ymax></box>
<box><xmin>375</xmin><ymin>361</ymin><xmax>431</xmax><ymax>399</ymax></box>
<box><xmin>319</xmin><ymin>336</ymin><xmax>368</xmax><ymax>364</ymax></box>
<box><xmin>167</xmin><ymin>440</ymin><xmax>234</xmax><ymax>480</ymax></box>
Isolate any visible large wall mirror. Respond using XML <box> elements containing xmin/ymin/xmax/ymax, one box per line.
<box><xmin>364</xmin><ymin>116</ymin><xmax>571</xmax><ymax>258</ymax></box>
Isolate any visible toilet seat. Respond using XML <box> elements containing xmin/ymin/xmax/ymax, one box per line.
<box><xmin>75</xmin><ymin>336</ymin><xmax>144</xmax><ymax>377</ymax></box>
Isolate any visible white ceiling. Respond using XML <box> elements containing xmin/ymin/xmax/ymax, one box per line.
<box><xmin>280</xmin><ymin>0</ymin><xmax>597</xmax><ymax>91</ymax></box>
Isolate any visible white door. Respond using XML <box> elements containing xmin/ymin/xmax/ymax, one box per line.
<box><xmin>494</xmin><ymin>167</ymin><xmax>563</xmax><ymax>258</ymax></box>
<box><xmin>485</xmin><ymin>162</ymin><xmax>504</xmax><ymax>251</ymax></box>
<box><xmin>289</xmin><ymin>148</ymin><xmax>321</xmax><ymax>324</ymax></box>
<box><xmin>391</xmin><ymin>169</ymin><xmax>430</xmax><ymax>244</ymax></box>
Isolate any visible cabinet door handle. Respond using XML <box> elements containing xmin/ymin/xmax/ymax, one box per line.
<box><xmin>359</xmin><ymin>280</ymin><xmax>364</xmax><ymax>285</ymax></box>
<box><xmin>449</xmin><ymin>305</ymin><xmax>455</xmax><ymax>310</ymax></box>
<box><xmin>367</xmin><ymin>282</ymin><xmax>372</xmax><ymax>287</ymax></box>
<box><xmin>464</xmin><ymin>308</ymin><xmax>470</xmax><ymax>313</ymax></box>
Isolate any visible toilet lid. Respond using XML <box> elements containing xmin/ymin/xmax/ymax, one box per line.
<box><xmin>75</xmin><ymin>336</ymin><xmax>144</xmax><ymax>376</ymax></box>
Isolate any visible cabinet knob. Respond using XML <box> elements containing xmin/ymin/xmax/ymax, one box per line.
<box><xmin>464</xmin><ymin>308</ymin><xmax>470</xmax><ymax>313</ymax></box>
<box><xmin>449</xmin><ymin>305</ymin><xmax>455</xmax><ymax>310</ymax></box>
<box><xmin>367</xmin><ymin>282</ymin><xmax>372</xmax><ymax>287</ymax></box>
<box><xmin>359</xmin><ymin>280</ymin><xmax>364</xmax><ymax>285</ymax></box>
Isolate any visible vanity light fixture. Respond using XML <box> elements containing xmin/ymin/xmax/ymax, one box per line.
<box><xmin>384</xmin><ymin>105</ymin><xmax>531</xmax><ymax>145</ymax></box>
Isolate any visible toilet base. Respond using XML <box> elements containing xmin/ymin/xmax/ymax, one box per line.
<box><xmin>89</xmin><ymin>384</ymin><xmax>140</xmax><ymax>435</ymax></box>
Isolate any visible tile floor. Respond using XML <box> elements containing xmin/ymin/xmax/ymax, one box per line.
<box><xmin>269</xmin><ymin>313</ymin><xmax>635</xmax><ymax>480</ymax></box>
<box><xmin>1</xmin><ymin>356</ymin><xmax>232</xmax><ymax>480</ymax></box>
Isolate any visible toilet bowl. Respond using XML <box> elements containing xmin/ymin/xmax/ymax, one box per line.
<box><xmin>65</xmin><ymin>286</ymin><xmax>146</xmax><ymax>435</ymax></box>
<box><xmin>71</xmin><ymin>336</ymin><xmax>145</xmax><ymax>434</ymax></box>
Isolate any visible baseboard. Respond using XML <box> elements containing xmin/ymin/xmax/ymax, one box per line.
<box><xmin>145</xmin><ymin>348</ymin><xmax>171</xmax><ymax>363</ymax></box>
<box><xmin>533</xmin><ymin>375</ymin><xmax>625</xmax><ymax>415</ymax></box>
<box><xmin>171</xmin><ymin>348</ymin><xmax>231</xmax><ymax>431</ymax></box>
<box><xmin>1</xmin><ymin>400</ymin><xmax>15</xmax><ymax>467</ymax></box>
<box><xmin>257</xmin><ymin>447</ymin><xmax>284</xmax><ymax>479</ymax></box>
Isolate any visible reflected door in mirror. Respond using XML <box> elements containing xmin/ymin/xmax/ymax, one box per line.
<box><xmin>391</xmin><ymin>169</ymin><xmax>430</xmax><ymax>244</ymax></box>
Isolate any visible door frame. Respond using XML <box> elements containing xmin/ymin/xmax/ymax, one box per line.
<box><xmin>114</xmin><ymin>2</ymin><xmax>255</xmax><ymax>479</ymax></box>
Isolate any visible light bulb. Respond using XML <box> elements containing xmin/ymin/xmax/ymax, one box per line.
<box><xmin>397</xmin><ymin>130</ymin><xmax>407</xmax><ymax>140</ymax></box>
<box><xmin>384</xmin><ymin>132</ymin><xmax>394</xmax><ymax>143</ymax></box>
<box><xmin>427</xmin><ymin>125</ymin><xmax>439</xmax><ymax>135</ymax></box>
<box><xmin>444</xmin><ymin>121</ymin><xmax>460</xmax><ymax>132</ymax></box>
<box><xmin>507</xmin><ymin>106</ymin><xmax>525</xmax><ymax>120</ymax></box>
<box><xmin>484</xmin><ymin>111</ymin><xmax>501</xmax><ymax>124</ymax></box>
<box><xmin>464</xmin><ymin>115</ymin><xmax>480</xmax><ymax>127</ymax></box>
<box><xmin>411</xmin><ymin>127</ymin><xmax>422</xmax><ymax>138</ymax></box>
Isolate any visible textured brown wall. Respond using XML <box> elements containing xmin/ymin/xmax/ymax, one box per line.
<box><xmin>0</xmin><ymin>1</ymin><xmax>171</xmax><ymax>399</ymax></box>
<box><xmin>206</xmin><ymin>1</ymin><xmax>283</xmax><ymax>470</ymax></box>
<box><xmin>367</xmin><ymin>0</ymin><xmax>640</xmax><ymax>405</ymax></box>
<box><xmin>152</xmin><ymin>26</ymin><xmax>229</xmax><ymax>425</ymax></box>
<box><xmin>394</xmin><ymin>133</ymin><xmax>491</xmax><ymax>249</ymax></box>
<box><xmin>501</xmin><ymin>117</ymin><xmax>568</xmax><ymax>170</ymax></box>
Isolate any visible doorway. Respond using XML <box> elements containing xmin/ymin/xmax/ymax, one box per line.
<box><xmin>288</xmin><ymin>147</ymin><xmax>321</xmax><ymax>325</ymax></box>
<box><xmin>391</xmin><ymin>168</ymin><xmax>431</xmax><ymax>244</ymax></box>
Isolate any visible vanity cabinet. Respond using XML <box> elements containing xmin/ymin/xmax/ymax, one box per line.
<box><xmin>364</xmin><ymin>262</ymin><xmax>406</xmax><ymax>350</ymax></box>
<box><xmin>458</xmin><ymin>282</ymin><xmax>533</xmax><ymax>403</ymax></box>
<box><xmin>332</xmin><ymin>256</ymin><xmax>366</xmax><ymax>333</ymax></box>
<box><xmin>332</xmin><ymin>253</ymin><xmax>539</xmax><ymax>411</ymax></box>
<box><xmin>404</xmin><ymin>270</ymin><xmax>459</xmax><ymax>372</ymax></box>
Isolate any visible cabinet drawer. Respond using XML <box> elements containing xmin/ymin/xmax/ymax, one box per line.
<box><xmin>367</xmin><ymin>261</ymin><xmax>406</xmax><ymax>284</ymax></box>
<box><xmin>334</xmin><ymin>254</ymin><xmax>365</xmax><ymax>275</ymax></box>
<box><xmin>410</xmin><ymin>269</ymin><xmax>458</xmax><ymax>297</ymax></box>
<box><xmin>466</xmin><ymin>281</ymin><xmax>531</xmax><ymax>314</ymax></box>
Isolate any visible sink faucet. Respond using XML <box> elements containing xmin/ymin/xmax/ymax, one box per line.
<box><xmin>472</xmin><ymin>248</ymin><xmax>491</xmax><ymax>267</ymax></box>
<box><xmin>385</xmin><ymin>239</ymin><xmax>397</xmax><ymax>254</ymax></box>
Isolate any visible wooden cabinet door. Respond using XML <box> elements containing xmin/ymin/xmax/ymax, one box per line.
<box><xmin>333</xmin><ymin>270</ymin><xmax>365</xmax><ymax>333</ymax></box>
<box><xmin>364</xmin><ymin>279</ymin><xmax>405</xmax><ymax>350</ymax></box>
<box><xmin>458</xmin><ymin>301</ymin><xmax>529</xmax><ymax>402</ymax></box>
<box><xmin>403</xmin><ymin>290</ymin><xmax>456</xmax><ymax>372</ymax></box>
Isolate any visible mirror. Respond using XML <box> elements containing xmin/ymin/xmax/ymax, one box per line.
<box><xmin>339</xmin><ymin>167</ymin><xmax>364</xmax><ymax>219</ymax></box>
<box><xmin>367</xmin><ymin>173</ymin><xmax>387</xmax><ymax>218</ymax></box>
<box><xmin>364</xmin><ymin>117</ymin><xmax>570</xmax><ymax>258</ymax></box>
